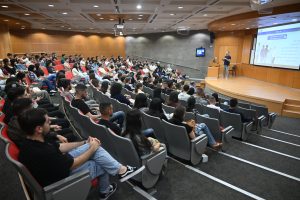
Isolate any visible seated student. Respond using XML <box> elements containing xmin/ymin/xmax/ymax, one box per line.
<box><xmin>178</xmin><ymin>84</ymin><xmax>190</xmax><ymax>101</ymax></box>
<box><xmin>168</xmin><ymin>106</ymin><xmax>222</xmax><ymax>150</ymax></box>
<box><xmin>110</xmin><ymin>82</ymin><xmax>131</xmax><ymax>106</ymax></box>
<box><xmin>91</xmin><ymin>78</ymin><xmax>101</xmax><ymax>90</ymax></box>
<box><xmin>133</xmin><ymin>93</ymin><xmax>148</xmax><ymax>113</ymax></box>
<box><xmin>211</xmin><ymin>92</ymin><xmax>220</xmax><ymax>106</ymax></box>
<box><xmin>165</xmin><ymin>80</ymin><xmax>174</xmax><ymax>95</ymax></box>
<box><xmin>134</xmin><ymin>82</ymin><xmax>144</xmax><ymax>94</ymax></box>
<box><xmin>124</xmin><ymin>77</ymin><xmax>134</xmax><ymax>91</ymax></box>
<box><xmin>186</xmin><ymin>96</ymin><xmax>197</xmax><ymax>113</ymax></box>
<box><xmin>152</xmin><ymin>88</ymin><xmax>165</xmax><ymax>103</ymax></box>
<box><xmin>122</xmin><ymin>109</ymin><xmax>161</xmax><ymax>156</ymax></box>
<box><xmin>7</xmin><ymin>98</ymin><xmax>76</xmax><ymax>147</ymax></box>
<box><xmin>98</xmin><ymin>102</ymin><xmax>122</xmax><ymax>136</ymax></box>
<box><xmin>194</xmin><ymin>88</ymin><xmax>208</xmax><ymax>105</ymax></box>
<box><xmin>100</xmin><ymin>81</ymin><xmax>110</xmax><ymax>96</ymax></box>
<box><xmin>27</xmin><ymin>65</ymin><xmax>56</xmax><ymax>93</ymax></box>
<box><xmin>146</xmin><ymin>98</ymin><xmax>168</xmax><ymax>121</ymax></box>
<box><xmin>18</xmin><ymin>108</ymin><xmax>144</xmax><ymax>199</ymax></box>
<box><xmin>72</xmin><ymin>63</ymin><xmax>89</xmax><ymax>84</ymax></box>
<box><xmin>167</xmin><ymin>91</ymin><xmax>180</xmax><ymax>108</ymax></box>
<box><xmin>207</xmin><ymin>95</ymin><xmax>222</xmax><ymax>112</ymax></box>
<box><xmin>225</xmin><ymin>98</ymin><xmax>251</xmax><ymax>123</ymax></box>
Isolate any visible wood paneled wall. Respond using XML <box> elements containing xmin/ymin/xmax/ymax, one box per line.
<box><xmin>214</xmin><ymin>30</ymin><xmax>300</xmax><ymax>89</ymax></box>
<box><xmin>0</xmin><ymin>24</ymin><xmax>12</xmax><ymax>58</ymax></box>
<box><xmin>9</xmin><ymin>30</ymin><xmax>126</xmax><ymax>58</ymax></box>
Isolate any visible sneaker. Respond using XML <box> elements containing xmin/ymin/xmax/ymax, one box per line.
<box><xmin>99</xmin><ymin>183</ymin><xmax>117</xmax><ymax>200</ymax></box>
<box><xmin>118</xmin><ymin>165</ymin><xmax>145</xmax><ymax>182</ymax></box>
<box><xmin>50</xmin><ymin>90</ymin><xmax>57</xmax><ymax>93</ymax></box>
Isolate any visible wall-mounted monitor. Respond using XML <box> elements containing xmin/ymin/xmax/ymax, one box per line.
<box><xmin>196</xmin><ymin>47</ymin><xmax>205</xmax><ymax>57</ymax></box>
<box><xmin>253</xmin><ymin>23</ymin><xmax>300</xmax><ymax>70</ymax></box>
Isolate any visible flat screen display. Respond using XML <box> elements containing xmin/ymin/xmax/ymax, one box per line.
<box><xmin>254</xmin><ymin>23</ymin><xmax>300</xmax><ymax>70</ymax></box>
<box><xmin>196</xmin><ymin>47</ymin><xmax>205</xmax><ymax>57</ymax></box>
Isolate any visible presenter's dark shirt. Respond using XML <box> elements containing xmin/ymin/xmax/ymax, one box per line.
<box><xmin>224</xmin><ymin>55</ymin><xmax>231</xmax><ymax>66</ymax></box>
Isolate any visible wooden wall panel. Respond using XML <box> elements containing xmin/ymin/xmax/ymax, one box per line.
<box><xmin>9</xmin><ymin>30</ymin><xmax>126</xmax><ymax>58</ymax></box>
<box><xmin>0</xmin><ymin>24</ymin><xmax>12</xmax><ymax>58</ymax></box>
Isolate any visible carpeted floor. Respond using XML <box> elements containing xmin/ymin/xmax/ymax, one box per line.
<box><xmin>0</xmin><ymin>103</ymin><xmax>299</xmax><ymax>200</ymax></box>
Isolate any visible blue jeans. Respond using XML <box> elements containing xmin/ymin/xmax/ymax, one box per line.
<box><xmin>224</xmin><ymin>65</ymin><xmax>229</xmax><ymax>79</ymax></box>
<box><xmin>110</xmin><ymin>111</ymin><xmax>125</xmax><ymax>128</ymax></box>
<box><xmin>195</xmin><ymin>123</ymin><xmax>216</xmax><ymax>146</ymax></box>
<box><xmin>69</xmin><ymin>143</ymin><xmax>121</xmax><ymax>194</ymax></box>
<box><xmin>142</xmin><ymin>128</ymin><xmax>155</xmax><ymax>137</ymax></box>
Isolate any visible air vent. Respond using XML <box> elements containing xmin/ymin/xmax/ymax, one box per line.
<box><xmin>80</xmin><ymin>13</ymin><xmax>94</xmax><ymax>23</ymax></box>
<box><xmin>149</xmin><ymin>14</ymin><xmax>158</xmax><ymax>23</ymax></box>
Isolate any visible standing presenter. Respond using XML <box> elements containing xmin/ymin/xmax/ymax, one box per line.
<box><xmin>222</xmin><ymin>51</ymin><xmax>231</xmax><ymax>79</ymax></box>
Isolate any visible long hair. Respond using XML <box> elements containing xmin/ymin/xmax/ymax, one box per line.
<box><xmin>148</xmin><ymin>98</ymin><xmax>163</xmax><ymax>114</ymax></box>
<box><xmin>110</xmin><ymin>82</ymin><xmax>122</xmax><ymax>96</ymax></box>
<box><xmin>134</xmin><ymin>93</ymin><xmax>148</xmax><ymax>109</ymax></box>
<box><xmin>135</xmin><ymin>82</ymin><xmax>143</xmax><ymax>93</ymax></box>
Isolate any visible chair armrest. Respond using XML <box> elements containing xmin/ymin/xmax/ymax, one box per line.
<box><xmin>191</xmin><ymin>135</ymin><xmax>208</xmax><ymax>155</ymax></box>
<box><xmin>141</xmin><ymin>145</ymin><xmax>167</xmax><ymax>175</ymax></box>
<box><xmin>140</xmin><ymin>143</ymin><xmax>166</xmax><ymax>160</ymax></box>
<box><xmin>44</xmin><ymin>170</ymin><xmax>91</xmax><ymax>200</ymax></box>
<box><xmin>191</xmin><ymin>134</ymin><xmax>206</xmax><ymax>143</ymax></box>
<box><xmin>221</xmin><ymin>126</ymin><xmax>233</xmax><ymax>133</ymax></box>
<box><xmin>258</xmin><ymin>115</ymin><xmax>265</xmax><ymax>120</ymax></box>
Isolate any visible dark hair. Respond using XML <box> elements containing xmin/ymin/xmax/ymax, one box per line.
<box><xmin>124</xmin><ymin>109</ymin><xmax>152</xmax><ymax>153</ymax></box>
<box><xmin>18</xmin><ymin>108</ymin><xmax>47</xmax><ymax>136</ymax></box>
<box><xmin>5</xmin><ymin>77</ymin><xmax>18</xmax><ymax>86</ymax></box>
<box><xmin>229</xmin><ymin>98</ymin><xmax>238</xmax><ymax>108</ymax></box>
<box><xmin>183</xmin><ymin>84</ymin><xmax>189</xmax><ymax>92</ymax></box>
<box><xmin>186</xmin><ymin>96</ymin><xmax>196</xmax><ymax>112</ymax></box>
<box><xmin>16</xmin><ymin>72</ymin><xmax>26</xmax><ymax>81</ymax></box>
<box><xmin>135</xmin><ymin>82</ymin><xmax>143</xmax><ymax>93</ymax></box>
<box><xmin>152</xmin><ymin>88</ymin><xmax>162</xmax><ymax>99</ymax></box>
<box><xmin>148</xmin><ymin>98</ymin><xmax>163</xmax><ymax>113</ymax></box>
<box><xmin>110</xmin><ymin>82</ymin><xmax>122</xmax><ymax>96</ymax></box>
<box><xmin>187</xmin><ymin>87</ymin><xmax>195</xmax><ymax>96</ymax></box>
<box><xmin>28</xmin><ymin>65</ymin><xmax>35</xmax><ymax>72</ymax></box>
<box><xmin>7</xmin><ymin>86</ymin><xmax>25</xmax><ymax>101</ymax></box>
<box><xmin>134</xmin><ymin>93</ymin><xmax>148</xmax><ymax>109</ymax></box>
<box><xmin>172</xmin><ymin>106</ymin><xmax>186</xmax><ymax>122</ymax></box>
<box><xmin>91</xmin><ymin>79</ymin><xmax>99</xmax><ymax>88</ymax></box>
<box><xmin>59</xmin><ymin>78</ymin><xmax>71</xmax><ymax>89</ymax></box>
<box><xmin>75</xmin><ymin>83</ymin><xmax>87</xmax><ymax>93</ymax></box>
<box><xmin>12</xmin><ymin>98</ymin><xmax>33</xmax><ymax>116</ymax></box>
<box><xmin>89</xmin><ymin>73</ymin><xmax>96</xmax><ymax>80</ymax></box>
<box><xmin>168</xmin><ymin>91</ymin><xmax>179</xmax><ymax>104</ymax></box>
<box><xmin>167</xmin><ymin>80</ymin><xmax>173</xmax><ymax>88</ymax></box>
<box><xmin>99</xmin><ymin>102</ymin><xmax>112</xmax><ymax>115</ymax></box>
<box><xmin>212</xmin><ymin>93</ymin><xmax>219</xmax><ymax>102</ymax></box>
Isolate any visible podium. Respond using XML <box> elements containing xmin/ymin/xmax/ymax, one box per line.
<box><xmin>207</xmin><ymin>67</ymin><xmax>220</xmax><ymax>78</ymax></box>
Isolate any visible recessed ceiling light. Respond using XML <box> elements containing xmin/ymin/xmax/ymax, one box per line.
<box><xmin>21</xmin><ymin>28</ymin><xmax>25</xmax><ymax>29</ymax></box>
<box><xmin>136</xmin><ymin>4</ymin><xmax>142</xmax><ymax>9</ymax></box>
<box><xmin>231</xmin><ymin>23</ymin><xmax>236</xmax><ymax>26</ymax></box>
<box><xmin>138</xmin><ymin>18</ymin><xmax>142</xmax><ymax>20</ymax></box>
<box><xmin>24</xmin><ymin>13</ymin><xmax>30</xmax><ymax>16</ymax></box>
<box><xmin>93</xmin><ymin>5</ymin><xmax>99</xmax><ymax>8</ymax></box>
<box><xmin>291</xmin><ymin>18</ymin><xmax>297</xmax><ymax>22</ymax></box>
<box><xmin>170</xmin><ymin>13</ymin><xmax>175</xmax><ymax>16</ymax></box>
<box><xmin>139</xmin><ymin>15</ymin><xmax>143</xmax><ymax>17</ymax></box>
<box><xmin>273</xmin><ymin>22</ymin><xmax>278</xmax><ymax>25</ymax></box>
<box><xmin>68</xmin><ymin>27</ymin><xmax>71</xmax><ymax>29</ymax></box>
<box><xmin>246</xmin><ymin>27</ymin><xmax>250</xmax><ymax>29</ymax></box>
<box><xmin>48</xmin><ymin>4</ymin><xmax>54</xmax><ymax>7</ymax></box>
<box><xmin>16</xmin><ymin>22</ymin><xmax>20</xmax><ymax>24</ymax></box>
<box><xmin>62</xmin><ymin>12</ymin><xmax>68</xmax><ymax>15</ymax></box>
<box><xmin>3</xmin><ymin>19</ymin><xmax>9</xmax><ymax>22</ymax></box>
<box><xmin>178</xmin><ymin>6</ymin><xmax>183</xmax><ymax>9</ymax></box>
<box><xmin>89</xmin><ymin>28</ymin><xmax>94</xmax><ymax>29</ymax></box>
<box><xmin>96</xmin><ymin>14</ymin><xmax>101</xmax><ymax>16</ymax></box>
<box><xmin>61</xmin><ymin>26</ymin><xmax>64</xmax><ymax>27</ymax></box>
<box><xmin>109</xmin><ymin>19</ymin><xmax>114</xmax><ymax>21</ymax></box>
<box><xmin>128</xmin><ymin>18</ymin><xmax>133</xmax><ymax>21</ymax></box>
<box><xmin>42</xmin><ymin>28</ymin><xmax>46</xmax><ymax>29</ymax></box>
<box><xmin>1</xmin><ymin>5</ymin><xmax>8</xmax><ymax>8</ymax></box>
<box><xmin>99</xmin><ymin>17</ymin><xmax>104</xmax><ymax>20</ymax></box>
<box><xmin>203</xmin><ymin>14</ymin><xmax>207</xmax><ymax>16</ymax></box>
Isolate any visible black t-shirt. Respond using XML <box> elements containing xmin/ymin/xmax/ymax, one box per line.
<box><xmin>98</xmin><ymin>119</ymin><xmax>121</xmax><ymax>135</ymax></box>
<box><xmin>19</xmin><ymin>139</ymin><xmax>74</xmax><ymax>187</ymax></box>
<box><xmin>71</xmin><ymin>98</ymin><xmax>95</xmax><ymax>115</ymax></box>
<box><xmin>168</xmin><ymin>118</ymin><xmax>193</xmax><ymax>135</ymax></box>
<box><xmin>224</xmin><ymin>55</ymin><xmax>231</xmax><ymax>66</ymax></box>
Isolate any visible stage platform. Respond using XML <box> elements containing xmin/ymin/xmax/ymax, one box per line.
<box><xmin>205</xmin><ymin>77</ymin><xmax>300</xmax><ymax>115</ymax></box>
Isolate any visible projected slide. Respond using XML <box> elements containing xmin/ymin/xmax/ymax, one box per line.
<box><xmin>254</xmin><ymin>23</ymin><xmax>300</xmax><ymax>70</ymax></box>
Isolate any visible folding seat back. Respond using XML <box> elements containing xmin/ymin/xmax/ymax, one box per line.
<box><xmin>0</xmin><ymin>111</ymin><xmax>5</xmax><ymax>122</ymax></box>
<box><xmin>110</xmin><ymin>98</ymin><xmax>121</xmax><ymax>112</ymax></box>
<box><xmin>203</xmin><ymin>106</ymin><xmax>220</xmax><ymax>120</ymax></box>
<box><xmin>161</xmin><ymin>120</ymin><xmax>207</xmax><ymax>165</ymax></box>
<box><xmin>250</xmin><ymin>104</ymin><xmax>276</xmax><ymax>128</ymax></box>
<box><xmin>108</xmin><ymin>129</ymin><xmax>167</xmax><ymax>189</ymax></box>
<box><xmin>236</xmin><ymin>107</ymin><xmax>256</xmax><ymax>120</ymax></box>
<box><xmin>65</xmin><ymin>71</ymin><xmax>73</xmax><ymax>80</ymax></box>
<box><xmin>194</xmin><ymin>103</ymin><xmax>203</xmax><ymax>114</ymax></box>
<box><xmin>179</xmin><ymin>100</ymin><xmax>187</xmax><ymax>107</ymax></box>
<box><xmin>68</xmin><ymin>105</ymin><xmax>88</xmax><ymax>138</ymax></box>
<box><xmin>160</xmin><ymin>93</ymin><xmax>167</xmax><ymax>102</ymax></box>
<box><xmin>141</xmin><ymin>112</ymin><xmax>166</xmax><ymax>143</ymax></box>
<box><xmin>5</xmin><ymin>143</ymin><xmax>91</xmax><ymax>200</ymax></box>
<box><xmin>162</xmin><ymin>104</ymin><xmax>175</xmax><ymax>114</ymax></box>
<box><xmin>220</xmin><ymin>103</ymin><xmax>229</xmax><ymax>110</ymax></box>
<box><xmin>40</xmin><ymin>67</ymin><xmax>49</xmax><ymax>76</ymax></box>
<box><xmin>99</xmin><ymin>92</ymin><xmax>111</xmax><ymax>104</ymax></box>
<box><xmin>0</xmin><ymin>122</ymin><xmax>10</xmax><ymax>144</ymax></box>
<box><xmin>238</xmin><ymin>102</ymin><xmax>251</xmax><ymax>109</ymax></box>
<box><xmin>118</xmin><ymin>102</ymin><xmax>131</xmax><ymax>114</ymax></box>
<box><xmin>143</xmin><ymin>86</ymin><xmax>153</xmax><ymax>97</ymax></box>
<box><xmin>184</xmin><ymin>112</ymin><xmax>195</xmax><ymax>121</ymax></box>
<box><xmin>54</xmin><ymin>64</ymin><xmax>64</xmax><ymax>71</ymax></box>
<box><xmin>54</xmin><ymin>60</ymin><xmax>61</xmax><ymax>65</ymax></box>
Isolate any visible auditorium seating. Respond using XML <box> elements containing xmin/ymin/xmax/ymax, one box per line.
<box><xmin>162</xmin><ymin>103</ymin><xmax>175</xmax><ymax>114</ymax></box>
<box><xmin>161</xmin><ymin>119</ymin><xmax>207</xmax><ymax>165</ymax></box>
<box><xmin>202</xmin><ymin>105</ymin><xmax>220</xmax><ymax>120</ymax></box>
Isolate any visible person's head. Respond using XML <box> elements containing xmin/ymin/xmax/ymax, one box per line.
<box><xmin>125</xmin><ymin>109</ymin><xmax>142</xmax><ymax>134</ymax></box>
<box><xmin>110</xmin><ymin>82</ymin><xmax>122</xmax><ymax>96</ymax></box>
<box><xmin>134</xmin><ymin>93</ymin><xmax>148</xmax><ymax>109</ymax></box>
<box><xmin>187</xmin><ymin>96</ymin><xmax>196</xmax><ymax>110</ymax></box>
<box><xmin>28</xmin><ymin>65</ymin><xmax>35</xmax><ymax>72</ymax></box>
<box><xmin>101</xmin><ymin>81</ymin><xmax>109</xmax><ymax>93</ymax></box>
<box><xmin>229</xmin><ymin>98</ymin><xmax>238</xmax><ymax>108</ymax></box>
<box><xmin>16</xmin><ymin>72</ymin><xmax>26</xmax><ymax>82</ymax></box>
<box><xmin>167</xmin><ymin>81</ymin><xmax>174</xmax><ymax>89</ymax></box>
<box><xmin>75</xmin><ymin>84</ymin><xmax>87</xmax><ymax>98</ymax></box>
<box><xmin>18</xmin><ymin>108</ymin><xmax>50</xmax><ymax>137</ymax></box>
<box><xmin>135</xmin><ymin>82</ymin><xmax>143</xmax><ymax>93</ymax></box>
<box><xmin>99</xmin><ymin>102</ymin><xmax>113</xmax><ymax>116</ymax></box>
<box><xmin>168</xmin><ymin>91</ymin><xmax>179</xmax><ymax>105</ymax></box>
<box><xmin>183</xmin><ymin>84</ymin><xmax>189</xmax><ymax>92</ymax></box>
<box><xmin>187</xmin><ymin>87</ymin><xmax>195</xmax><ymax>96</ymax></box>
<box><xmin>152</xmin><ymin>88</ymin><xmax>162</xmax><ymax>99</ymax></box>
<box><xmin>59</xmin><ymin>78</ymin><xmax>71</xmax><ymax>90</ymax></box>
<box><xmin>124</xmin><ymin>77</ymin><xmax>131</xmax><ymax>84</ymax></box>
<box><xmin>91</xmin><ymin>79</ymin><xmax>100</xmax><ymax>88</ymax></box>
<box><xmin>226</xmin><ymin>51</ymin><xmax>230</xmax><ymax>56</ymax></box>
<box><xmin>212</xmin><ymin>92</ymin><xmax>219</xmax><ymax>102</ymax></box>
<box><xmin>175</xmin><ymin>83</ymin><xmax>182</xmax><ymax>91</ymax></box>
<box><xmin>7</xmin><ymin>86</ymin><xmax>26</xmax><ymax>102</ymax></box>
<box><xmin>3</xmin><ymin>58</ymin><xmax>10</xmax><ymax>66</ymax></box>
<box><xmin>89</xmin><ymin>73</ymin><xmax>96</xmax><ymax>80</ymax></box>
<box><xmin>12</xmin><ymin>98</ymin><xmax>33</xmax><ymax>116</ymax></box>
<box><xmin>172</xmin><ymin>106</ymin><xmax>186</xmax><ymax>122</ymax></box>
<box><xmin>196</xmin><ymin>88</ymin><xmax>205</xmax><ymax>98</ymax></box>
<box><xmin>208</xmin><ymin>95</ymin><xmax>216</xmax><ymax>105</ymax></box>
<box><xmin>149</xmin><ymin>98</ymin><xmax>163</xmax><ymax>113</ymax></box>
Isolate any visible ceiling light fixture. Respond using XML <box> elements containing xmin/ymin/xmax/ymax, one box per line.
<box><xmin>3</xmin><ymin>19</ymin><xmax>9</xmax><ymax>22</ymax></box>
<box><xmin>246</xmin><ymin>27</ymin><xmax>250</xmax><ymax>29</ymax></box>
<box><xmin>1</xmin><ymin>5</ymin><xmax>8</xmax><ymax>8</ymax></box>
<box><xmin>96</xmin><ymin>14</ymin><xmax>101</xmax><ymax>16</ymax></box>
<box><xmin>231</xmin><ymin>23</ymin><xmax>236</xmax><ymax>25</ymax></box>
<box><xmin>42</xmin><ymin>28</ymin><xmax>46</xmax><ymax>29</ymax></box>
<box><xmin>93</xmin><ymin>5</ymin><xmax>99</xmax><ymax>8</ymax></box>
<box><xmin>99</xmin><ymin>17</ymin><xmax>104</xmax><ymax>20</ymax></box>
<box><xmin>170</xmin><ymin>13</ymin><xmax>175</xmax><ymax>16</ymax></box>
<box><xmin>128</xmin><ymin>18</ymin><xmax>133</xmax><ymax>21</ymax></box>
<box><xmin>48</xmin><ymin>4</ymin><xmax>54</xmax><ymax>7</ymax></box>
<box><xmin>24</xmin><ymin>13</ymin><xmax>30</xmax><ymax>16</ymax></box>
<box><xmin>89</xmin><ymin>28</ymin><xmax>94</xmax><ymax>29</ymax></box>
<box><xmin>203</xmin><ymin>14</ymin><xmax>207</xmax><ymax>16</ymax></box>
<box><xmin>138</xmin><ymin>18</ymin><xmax>142</xmax><ymax>20</ymax></box>
<box><xmin>136</xmin><ymin>4</ymin><xmax>142</xmax><ymax>9</ymax></box>
<box><xmin>291</xmin><ymin>18</ymin><xmax>297</xmax><ymax>22</ymax></box>
<box><xmin>68</xmin><ymin>27</ymin><xmax>71</xmax><ymax>29</ymax></box>
<box><xmin>139</xmin><ymin>15</ymin><xmax>143</xmax><ymax>17</ymax></box>
<box><xmin>109</xmin><ymin>19</ymin><xmax>114</xmax><ymax>21</ymax></box>
<box><xmin>273</xmin><ymin>22</ymin><xmax>278</xmax><ymax>25</ymax></box>
<box><xmin>61</xmin><ymin>26</ymin><xmax>64</xmax><ymax>27</ymax></box>
<box><xmin>21</xmin><ymin>27</ymin><xmax>25</xmax><ymax>29</ymax></box>
<box><xmin>178</xmin><ymin>6</ymin><xmax>183</xmax><ymax>9</ymax></box>
<box><xmin>16</xmin><ymin>22</ymin><xmax>20</xmax><ymax>24</ymax></box>
<box><xmin>62</xmin><ymin>12</ymin><xmax>68</xmax><ymax>15</ymax></box>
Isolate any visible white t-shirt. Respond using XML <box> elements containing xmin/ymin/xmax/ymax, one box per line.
<box><xmin>207</xmin><ymin>104</ymin><xmax>222</xmax><ymax>112</ymax></box>
<box><xmin>178</xmin><ymin>92</ymin><xmax>190</xmax><ymax>101</ymax></box>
